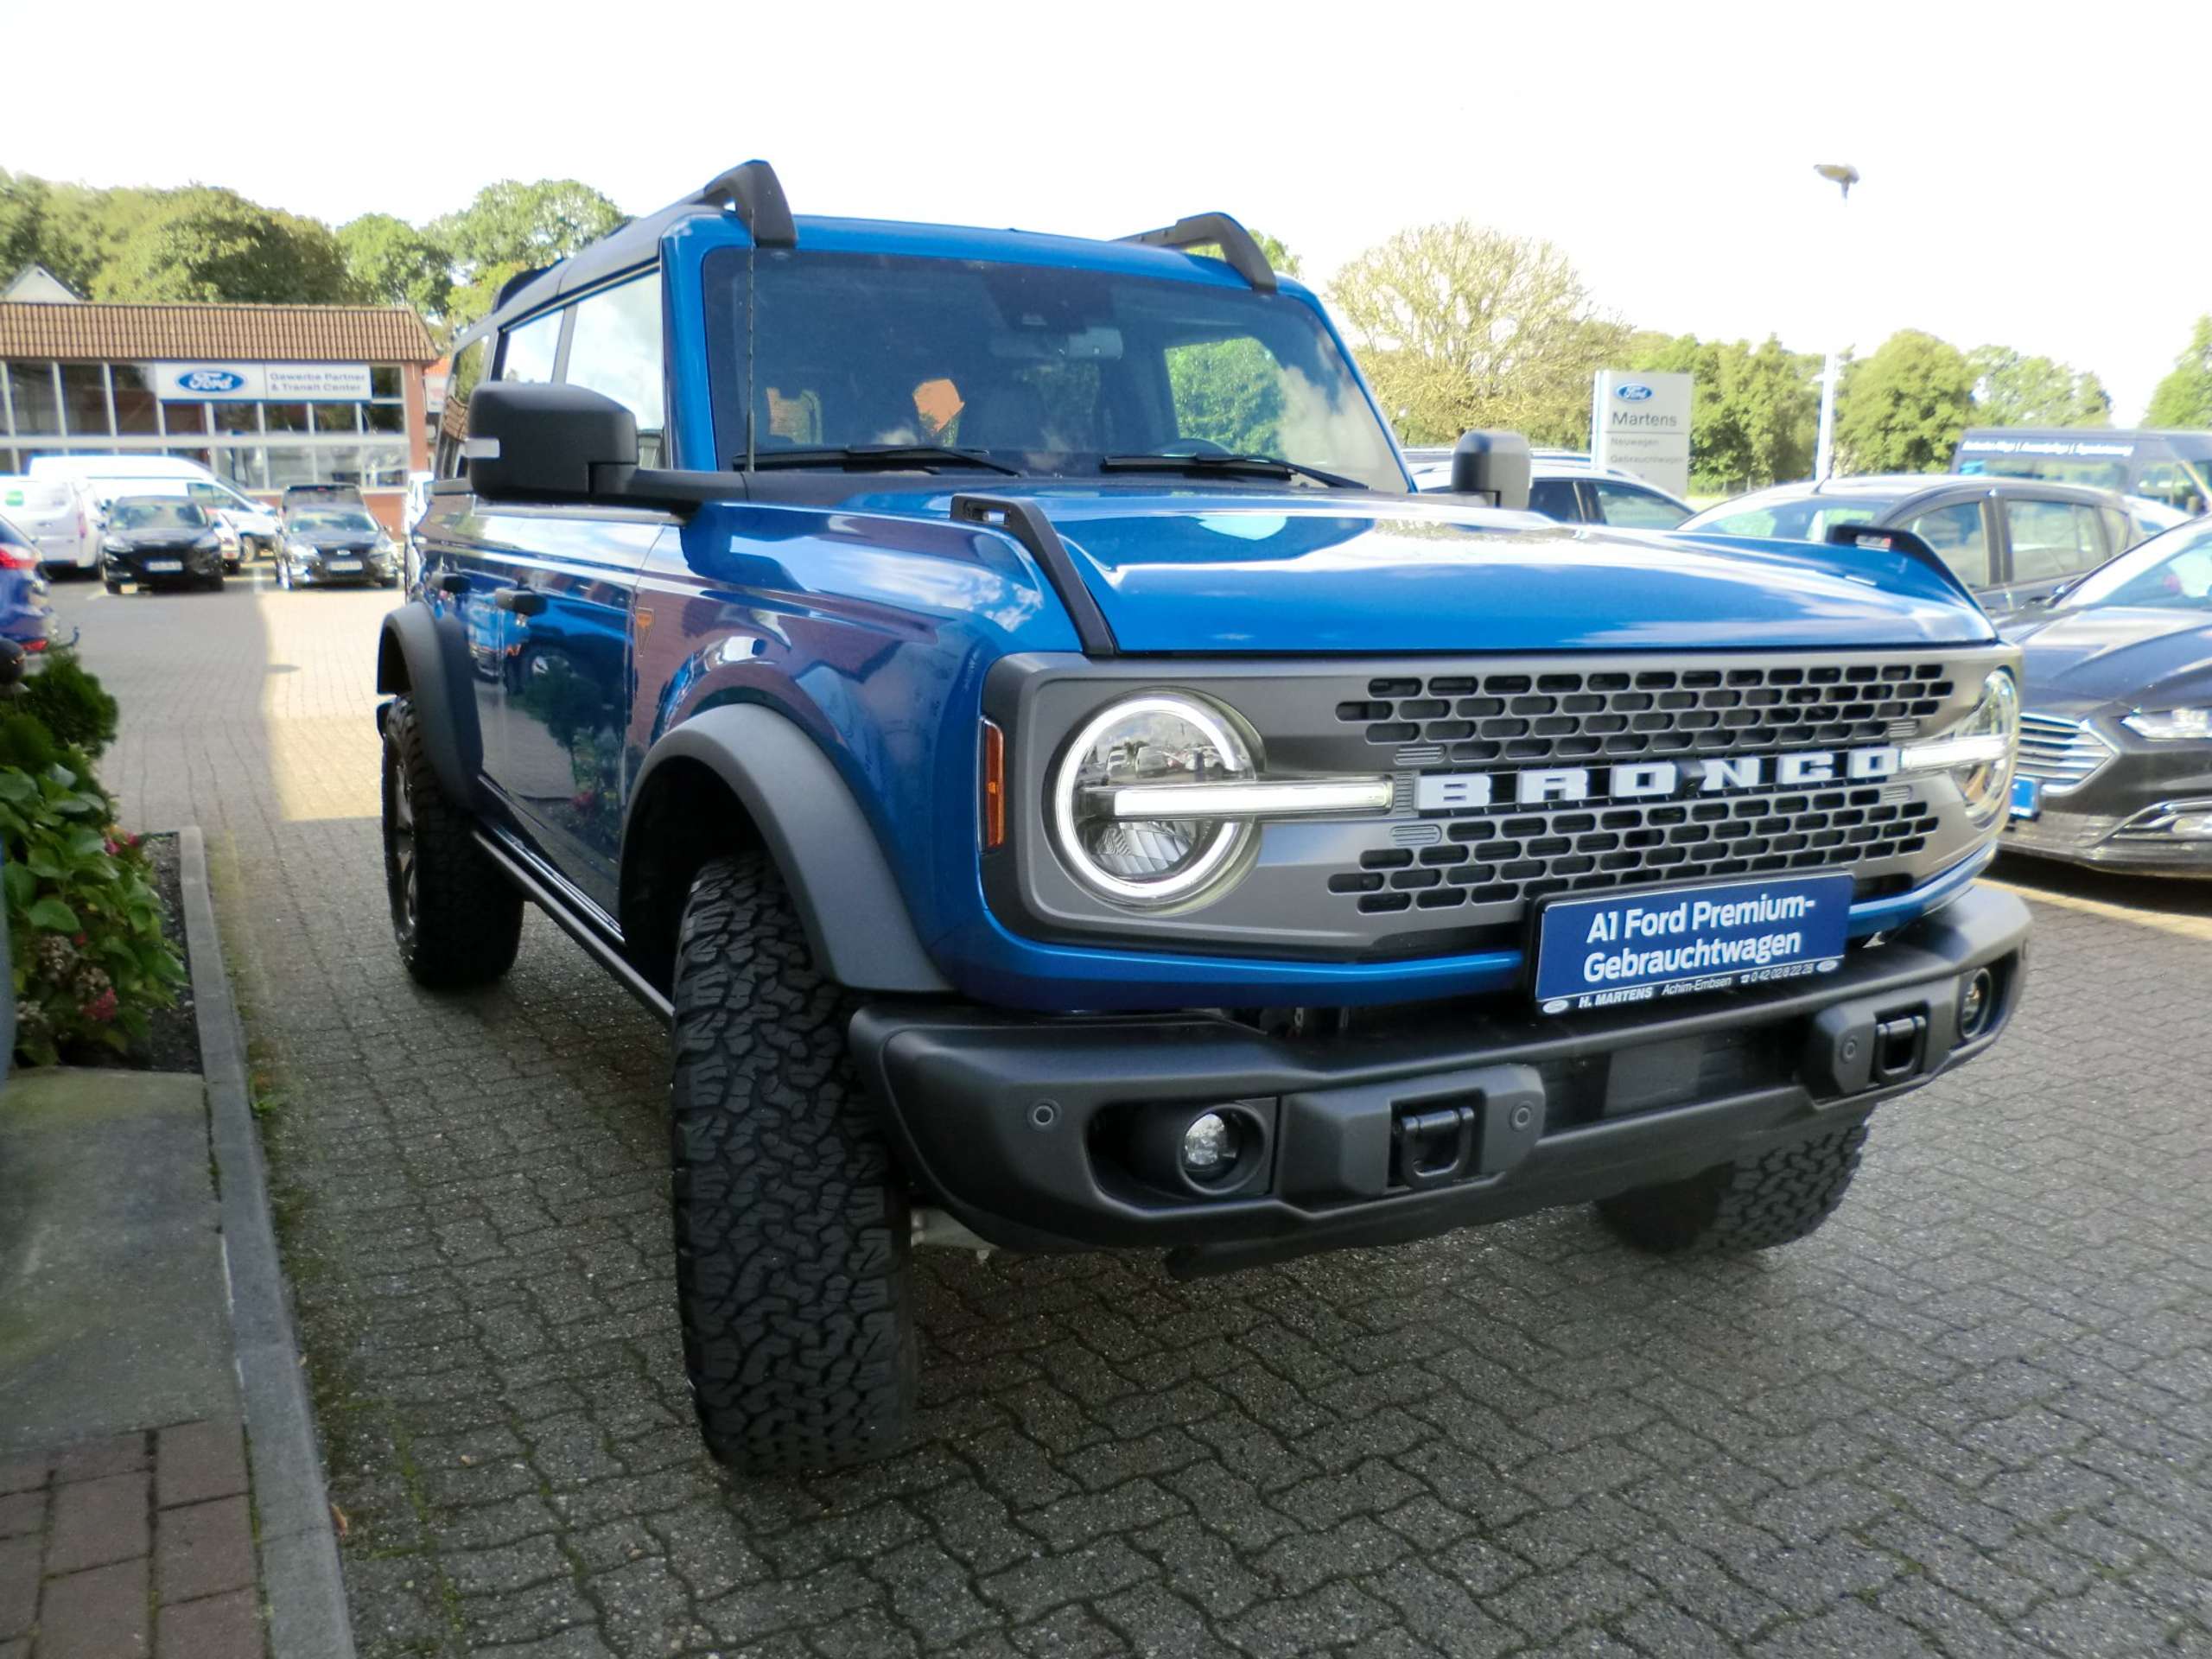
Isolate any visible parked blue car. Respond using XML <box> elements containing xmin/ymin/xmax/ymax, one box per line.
<box><xmin>0</xmin><ymin>512</ymin><xmax>57</xmax><ymax>654</ymax></box>
<box><xmin>377</xmin><ymin>161</ymin><xmax>2031</xmax><ymax>1474</ymax></box>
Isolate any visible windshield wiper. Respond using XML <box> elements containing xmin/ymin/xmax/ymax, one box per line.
<box><xmin>741</xmin><ymin>444</ymin><xmax>1021</xmax><ymax>476</ymax></box>
<box><xmin>1100</xmin><ymin>452</ymin><xmax>1365</xmax><ymax>489</ymax></box>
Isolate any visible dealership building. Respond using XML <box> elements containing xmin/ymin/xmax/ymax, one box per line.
<box><xmin>0</xmin><ymin>272</ymin><xmax>439</xmax><ymax>524</ymax></box>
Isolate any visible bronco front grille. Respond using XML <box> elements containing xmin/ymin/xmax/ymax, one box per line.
<box><xmin>1332</xmin><ymin>785</ymin><xmax>1936</xmax><ymax>918</ymax></box>
<box><xmin>1338</xmin><ymin>661</ymin><xmax>1953</xmax><ymax>768</ymax></box>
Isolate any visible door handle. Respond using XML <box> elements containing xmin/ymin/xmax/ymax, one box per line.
<box><xmin>494</xmin><ymin>588</ymin><xmax>547</xmax><ymax>616</ymax></box>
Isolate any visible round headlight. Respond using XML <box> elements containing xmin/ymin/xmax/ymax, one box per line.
<box><xmin>1051</xmin><ymin>694</ymin><xmax>1255</xmax><ymax>907</ymax></box>
<box><xmin>1955</xmin><ymin>669</ymin><xmax>2019</xmax><ymax>826</ymax></box>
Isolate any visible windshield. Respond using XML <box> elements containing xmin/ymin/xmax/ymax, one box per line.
<box><xmin>1684</xmin><ymin>489</ymin><xmax>1897</xmax><ymax>541</ymax></box>
<box><xmin>2063</xmin><ymin>521</ymin><xmax>2212</xmax><ymax>611</ymax></box>
<box><xmin>706</xmin><ymin>248</ymin><xmax>1407</xmax><ymax>492</ymax></box>
<box><xmin>109</xmin><ymin>499</ymin><xmax>207</xmax><ymax>531</ymax></box>
<box><xmin>289</xmin><ymin>510</ymin><xmax>378</xmax><ymax>535</ymax></box>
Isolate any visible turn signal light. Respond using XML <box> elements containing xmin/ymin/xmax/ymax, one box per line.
<box><xmin>982</xmin><ymin>720</ymin><xmax>1005</xmax><ymax>850</ymax></box>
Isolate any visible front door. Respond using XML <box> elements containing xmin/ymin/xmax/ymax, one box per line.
<box><xmin>463</xmin><ymin>504</ymin><xmax>670</xmax><ymax>915</ymax></box>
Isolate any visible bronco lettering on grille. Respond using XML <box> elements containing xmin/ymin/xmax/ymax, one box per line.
<box><xmin>1414</xmin><ymin>746</ymin><xmax>1903</xmax><ymax>812</ymax></box>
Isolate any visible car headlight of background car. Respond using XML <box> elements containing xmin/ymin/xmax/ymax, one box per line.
<box><xmin>285</xmin><ymin>541</ymin><xmax>318</xmax><ymax>562</ymax></box>
<box><xmin>2121</xmin><ymin>708</ymin><xmax>2212</xmax><ymax>742</ymax></box>
<box><xmin>100</xmin><ymin>536</ymin><xmax>128</xmax><ymax>555</ymax></box>
<box><xmin>193</xmin><ymin>532</ymin><xmax>220</xmax><ymax>552</ymax></box>
<box><xmin>1900</xmin><ymin>668</ymin><xmax>2018</xmax><ymax>830</ymax></box>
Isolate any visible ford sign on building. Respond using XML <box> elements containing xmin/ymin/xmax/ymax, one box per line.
<box><xmin>1592</xmin><ymin>368</ymin><xmax>1692</xmax><ymax>499</ymax></box>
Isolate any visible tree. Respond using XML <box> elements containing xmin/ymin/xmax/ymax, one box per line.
<box><xmin>429</xmin><ymin>179</ymin><xmax>625</xmax><ymax>276</ymax></box>
<box><xmin>1253</xmin><ymin>231</ymin><xmax>1300</xmax><ymax>279</ymax></box>
<box><xmin>1967</xmin><ymin>346</ymin><xmax>2111</xmax><ymax>427</ymax></box>
<box><xmin>0</xmin><ymin>170</ymin><xmax>48</xmax><ymax>279</ymax></box>
<box><xmin>2145</xmin><ymin>316</ymin><xmax>2212</xmax><ymax>428</ymax></box>
<box><xmin>1834</xmin><ymin>330</ymin><xmax>1975</xmax><ymax>474</ymax></box>
<box><xmin>337</xmin><ymin>213</ymin><xmax>453</xmax><ymax>321</ymax></box>
<box><xmin>1328</xmin><ymin>221</ymin><xmax>1629</xmax><ymax>447</ymax></box>
<box><xmin>91</xmin><ymin>188</ymin><xmax>359</xmax><ymax>305</ymax></box>
<box><xmin>1625</xmin><ymin>332</ymin><xmax>1820</xmax><ymax>493</ymax></box>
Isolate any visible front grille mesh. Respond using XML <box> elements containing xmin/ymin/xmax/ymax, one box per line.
<box><xmin>1338</xmin><ymin>662</ymin><xmax>1953</xmax><ymax>767</ymax></box>
<box><xmin>1331</xmin><ymin>785</ymin><xmax>1936</xmax><ymax>916</ymax></box>
<box><xmin>2016</xmin><ymin>713</ymin><xmax>2113</xmax><ymax>790</ymax></box>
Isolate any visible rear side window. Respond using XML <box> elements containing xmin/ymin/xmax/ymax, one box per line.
<box><xmin>1904</xmin><ymin>501</ymin><xmax>1991</xmax><ymax>587</ymax></box>
<box><xmin>563</xmin><ymin>276</ymin><xmax>666</xmax><ymax>467</ymax></box>
<box><xmin>2005</xmin><ymin>499</ymin><xmax>2107</xmax><ymax>582</ymax></box>
<box><xmin>499</xmin><ymin>310</ymin><xmax>563</xmax><ymax>384</ymax></box>
<box><xmin>1526</xmin><ymin>479</ymin><xmax>1581</xmax><ymax>522</ymax></box>
<box><xmin>1589</xmin><ymin>479</ymin><xmax>1688</xmax><ymax>530</ymax></box>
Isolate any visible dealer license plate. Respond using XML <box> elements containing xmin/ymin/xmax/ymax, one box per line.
<box><xmin>326</xmin><ymin>558</ymin><xmax>362</xmax><ymax>572</ymax></box>
<box><xmin>2010</xmin><ymin>774</ymin><xmax>2041</xmax><ymax>820</ymax></box>
<box><xmin>144</xmin><ymin>558</ymin><xmax>183</xmax><ymax>573</ymax></box>
<box><xmin>1533</xmin><ymin>873</ymin><xmax>1853</xmax><ymax>1014</ymax></box>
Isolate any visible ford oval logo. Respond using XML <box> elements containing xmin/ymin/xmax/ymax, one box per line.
<box><xmin>179</xmin><ymin>369</ymin><xmax>247</xmax><ymax>393</ymax></box>
<box><xmin>1615</xmin><ymin>383</ymin><xmax>1655</xmax><ymax>402</ymax></box>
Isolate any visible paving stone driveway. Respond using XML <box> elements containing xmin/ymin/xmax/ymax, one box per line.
<box><xmin>68</xmin><ymin>575</ymin><xmax>2212</xmax><ymax>1657</ymax></box>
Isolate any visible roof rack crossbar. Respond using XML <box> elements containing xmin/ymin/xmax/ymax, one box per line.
<box><xmin>1118</xmin><ymin>213</ymin><xmax>1276</xmax><ymax>291</ymax></box>
<box><xmin>695</xmin><ymin>160</ymin><xmax>797</xmax><ymax>249</ymax></box>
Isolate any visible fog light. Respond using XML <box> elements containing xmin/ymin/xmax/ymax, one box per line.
<box><xmin>2172</xmin><ymin>813</ymin><xmax>2212</xmax><ymax>839</ymax></box>
<box><xmin>1181</xmin><ymin>1111</ymin><xmax>1238</xmax><ymax>1178</ymax></box>
<box><xmin>1958</xmin><ymin>967</ymin><xmax>1995</xmax><ymax>1039</ymax></box>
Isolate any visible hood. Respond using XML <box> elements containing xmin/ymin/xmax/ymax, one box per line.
<box><xmin>113</xmin><ymin>526</ymin><xmax>210</xmax><ymax>548</ymax></box>
<box><xmin>2004</xmin><ymin>603</ymin><xmax>2212</xmax><ymax>713</ymax></box>
<box><xmin>1023</xmin><ymin>495</ymin><xmax>1994</xmax><ymax>652</ymax></box>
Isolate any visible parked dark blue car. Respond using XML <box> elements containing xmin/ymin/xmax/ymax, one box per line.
<box><xmin>0</xmin><ymin>512</ymin><xmax>56</xmax><ymax>653</ymax></box>
<box><xmin>377</xmin><ymin>162</ymin><xmax>2031</xmax><ymax>1475</ymax></box>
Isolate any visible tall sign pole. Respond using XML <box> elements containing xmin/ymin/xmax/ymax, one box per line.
<box><xmin>1811</xmin><ymin>162</ymin><xmax>1859</xmax><ymax>481</ymax></box>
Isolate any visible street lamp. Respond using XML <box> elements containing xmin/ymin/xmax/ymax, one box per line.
<box><xmin>1811</xmin><ymin>163</ymin><xmax>1859</xmax><ymax>481</ymax></box>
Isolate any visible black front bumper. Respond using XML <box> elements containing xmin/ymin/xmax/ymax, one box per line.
<box><xmin>853</xmin><ymin>883</ymin><xmax>2030</xmax><ymax>1274</ymax></box>
<box><xmin>105</xmin><ymin>546</ymin><xmax>223</xmax><ymax>586</ymax></box>
<box><xmin>2004</xmin><ymin>735</ymin><xmax>2212</xmax><ymax>875</ymax></box>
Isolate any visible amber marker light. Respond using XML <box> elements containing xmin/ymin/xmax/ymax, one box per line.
<box><xmin>982</xmin><ymin>720</ymin><xmax>1006</xmax><ymax>849</ymax></box>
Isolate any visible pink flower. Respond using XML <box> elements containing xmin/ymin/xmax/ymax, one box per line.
<box><xmin>82</xmin><ymin>988</ymin><xmax>118</xmax><ymax>1023</ymax></box>
<box><xmin>105</xmin><ymin>839</ymin><xmax>119</xmax><ymax>856</ymax></box>
<box><xmin>72</xmin><ymin>932</ymin><xmax>87</xmax><ymax>946</ymax></box>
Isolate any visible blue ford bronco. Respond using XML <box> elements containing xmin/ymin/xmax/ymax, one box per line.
<box><xmin>377</xmin><ymin>161</ymin><xmax>2031</xmax><ymax>1473</ymax></box>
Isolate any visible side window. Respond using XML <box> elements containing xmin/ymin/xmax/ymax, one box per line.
<box><xmin>1590</xmin><ymin>480</ymin><xmax>1690</xmax><ymax>530</ymax></box>
<box><xmin>1904</xmin><ymin>501</ymin><xmax>1992</xmax><ymax>587</ymax></box>
<box><xmin>2005</xmin><ymin>499</ymin><xmax>2106</xmax><ymax>582</ymax></box>
<box><xmin>499</xmin><ymin>309</ymin><xmax>563</xmax><ymax>384</ymax></box>
<box><xmin>563</xmin><ymin>277</ymin><xmax>667</xmax><ymax>467</ymax></box>
<box><xmin>1526</xmin><ymin>479</ymin><xmax>1581</xmax><ymax>521</ymax></box>
<box><xmin>433</xmin><ymin>336</ymin><xmax>490</xmax><ymax>479</ymax></box>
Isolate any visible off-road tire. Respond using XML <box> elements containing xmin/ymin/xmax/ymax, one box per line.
<box><xmin>669</xmin><ymin>849</ymin><xmax>917</xmax><ymax>1474</ymax></box>
<box><xmin>1595</xmin><ymin>1122</ymin><xmax>1869</xmax><ymax>1255</ymax></box>
<box><xmin>380</xmin><ymin>695</ymin><xmax>523</xmax><ymax>988</ymax></box>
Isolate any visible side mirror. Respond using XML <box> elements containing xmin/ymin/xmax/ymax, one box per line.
<box><xmin>1448</xmin><ymin>430</ymin><xmax>1532</xmax><ymax>511</ymax></box>
<box><xmin>465</xmin><ymin>382</ymin><xmax>639</xmax><ymax>502</ymax></box>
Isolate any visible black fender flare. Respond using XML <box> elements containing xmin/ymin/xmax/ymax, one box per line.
<box><xmin>375</xmin><ymin>602</ymin><xmax>482</xmax><ymax>805</ymax></box>
<box><xmin>627</xmin><ymin>704</ymin><xmax>951</xmax><ymax>994</ymax></box>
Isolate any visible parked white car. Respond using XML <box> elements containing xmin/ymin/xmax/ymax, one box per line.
<box><xmin>0</xmin><ymin>475</ymin><xmax>100</xmax><ymax>574</ymax></box>
<box><xmin>29</xmin><ymin>456</ymin><xmax>282</xmax><ymax>557</ymax></box>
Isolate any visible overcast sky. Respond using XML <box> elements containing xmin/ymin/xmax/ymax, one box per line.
<box><xmin>10</xmin><ymin>0</ymin><xmax>2209</xmax><ymax>422</ymax></box>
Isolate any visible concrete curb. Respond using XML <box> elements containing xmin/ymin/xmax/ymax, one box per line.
<box><xmin>177</xmin><ymin>825</ymin><xmax>358</xmax><ymax>1659</ymax></box>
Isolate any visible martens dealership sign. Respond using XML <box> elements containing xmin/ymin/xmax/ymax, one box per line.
<box><xmin>153</xmin><ymin>362</ymin><xmax>373</xmax><ymax>401</ymax></box>
<box><xmin>1591</xmin><ymin>369</ymin><xmax>1692</xmax><ymax>499</ymax></box>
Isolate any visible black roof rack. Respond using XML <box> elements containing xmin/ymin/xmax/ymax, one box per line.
<box><xmin>493</xmin><ymin>265</ymin><xmax>550</xmax><ymax>310</ymax></box>
<box><xmin>693</xmin><ymin>159</ymin><xmax>796</xmax><ymax>249</ymax></box>
<box><xmin>1119</xmin><ymin>213</ymin><xmax>1276</xmax><ymax>291</ymax></box>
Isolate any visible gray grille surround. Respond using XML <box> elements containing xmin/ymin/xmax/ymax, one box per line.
<box><xmin>984</xmin><ymin>645</ymin><xmax>2015</xmax><ymax>963</ymax></box>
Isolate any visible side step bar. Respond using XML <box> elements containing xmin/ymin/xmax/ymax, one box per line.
<box><xmin>472</xmin><ymin>830</ymin><xmax>674</xmax><ymax>1025</ymax></box>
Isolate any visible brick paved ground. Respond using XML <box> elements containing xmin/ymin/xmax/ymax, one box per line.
<box><xmin>67</xmin><ymin>575</ymin><xmax>2212</xmax><ymax>1657</ymax></box>
<box><xmin>1</xmin><ymin>1422</ymin><xmax>262</xmax><ymax>1658</ymax></box>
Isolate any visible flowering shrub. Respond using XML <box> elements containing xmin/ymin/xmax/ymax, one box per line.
<box><xmin>1</xmin><ymin>763</ymin><xmax>184</xmax><ymax>1065</ymax></box>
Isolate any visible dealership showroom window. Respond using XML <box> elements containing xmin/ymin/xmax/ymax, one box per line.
<box><xmin>0</xmin><ymin>358</ymin><xmax>413</xmax><ymax>488</ymax></box>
